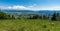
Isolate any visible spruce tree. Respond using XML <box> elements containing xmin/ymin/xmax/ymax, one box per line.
<box><xmin>51</xmin><ymin>12</ymin><xmax>57</xmax><ymax>21</ymax></box>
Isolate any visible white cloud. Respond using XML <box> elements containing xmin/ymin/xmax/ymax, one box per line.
<box><xmin>12</xmin><ymin>6</ymin><xmax>26</xmax><ymax>9</ymax></box>
<box><xmin>0</xmin><ymin>5</ymin><xmax>30</xmax><ymax>10</ymax></box>
<box><xmin>1</xmin><ymin>5</ymin><xmax>60</xmax><ymax>11</ymax></box>
<box><xmin>0</xmin><ymin>4</ymin><xmax>38</xmax><ymax>10</ymax></box>
<box><xmin>0</xmin><ymin>5</ymin><xmax>39</xmax><ymax>10</ymax></box>
<box><xmin>6</xmin><ymin>6</ymin><xmax>29</xmax><ymax>10</ymax></box>
<box><xmin>42</xmin><ymin>6</ymin><xmax>60</xmax><ymax>10</ymax></box>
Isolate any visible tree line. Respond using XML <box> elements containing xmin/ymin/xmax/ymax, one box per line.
<box><xmin>0</xmin><ymin>11</ymin><xmax>59</xmax><ymax>21</ymax></box>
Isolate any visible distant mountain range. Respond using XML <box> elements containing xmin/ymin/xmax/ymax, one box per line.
<box><xmin>1</xmin><ymin>10</ymin><xmax>34</xmax><ymax>12</ymax></box>
<box><xmin>1</xmin><ymin>10</ymin><xmax>60</xmax><ymax>16</ymax></box>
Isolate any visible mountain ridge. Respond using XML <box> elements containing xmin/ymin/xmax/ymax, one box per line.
<box><xmin>1</xmin><ymin>10</ymin><xmax>60</xmax><ymax>16</ymax></box>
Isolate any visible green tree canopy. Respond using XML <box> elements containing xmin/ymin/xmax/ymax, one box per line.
<box><xmin>51</xmin><ymin>12</ymin><xmax>58</xmax><ymax>21</ymax></box>
<box><xmin>0</xmin><ymin>11</ymin><xmax>8</xmax><ymax>19</ymax></box>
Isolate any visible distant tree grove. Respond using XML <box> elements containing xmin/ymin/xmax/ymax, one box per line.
<box><xmin>0</xmin><ymin>10</ymin><xmax>59</xmax><ymax>21</ymax></box>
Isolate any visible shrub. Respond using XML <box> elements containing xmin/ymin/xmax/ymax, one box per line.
<box><xmin>43</xmin><ymin>25</ymin><xmax>47</xmax><ymax>28</ymax></box>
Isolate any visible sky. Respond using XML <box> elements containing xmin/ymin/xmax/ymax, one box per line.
<box><xmin>0</xmin><ymin>0</ymin><xmax>60</xmax><ymax>10</ymax></box>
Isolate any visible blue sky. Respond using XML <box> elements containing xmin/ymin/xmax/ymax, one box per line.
<box><xmin>0</xmin><ymin>0</ymin><xmax>60</xmax><ymax>10</ymax></box>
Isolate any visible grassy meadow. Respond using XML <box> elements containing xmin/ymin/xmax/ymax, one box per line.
<box><xmin>0</xmin><ymin>19</ymin><xmax>60</xmax><ymax>31</ymax></box>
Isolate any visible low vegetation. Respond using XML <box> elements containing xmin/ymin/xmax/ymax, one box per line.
<box><xmin>0</xmin><ymin>19</ymin><xmax>59</xmax><ymax>31</ymax></box>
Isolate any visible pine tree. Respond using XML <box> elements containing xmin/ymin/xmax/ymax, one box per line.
<box><xmin>51</xmin><ymin>12</ymin><xmax>57</xmax><ymax>21</ymax></box>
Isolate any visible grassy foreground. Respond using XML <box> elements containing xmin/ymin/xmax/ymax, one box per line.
<box><xmin>0</xmin><ymin>19</ymin><xmax>60</xmax><ymax>31</ymax></box>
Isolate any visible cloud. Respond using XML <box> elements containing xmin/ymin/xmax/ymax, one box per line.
<box><xmin>12</xmin><ymin>6</ymin><xmax>27</xmax><ymax>9</ymax></box>
<box><xmin>0</xmin><ymin>5</ymin><xmax>39</xmax><ymax>10</ymax></box>
<box><xmin>0</xmin><ymin>4</ymin><xmax>38</xmax><ymax>10</ymax></box>
<box><xmin>42</xmin><ymin>6</ymin><xmax>60</xmax><ymax>10</ymax></box>
<box><xmin>0</xmin><ymin>5</ymin><xmax>29</xmax><ymax>10</ymax></box>
<box><xmin>5</xmin><ymin>5</ymin><xmax>29</xmax><ymax>10</ymax></box>
<box><xmin>1</xmin><ymin>5</ymin><xmax>60</xmax><ymax>11</ymax></box>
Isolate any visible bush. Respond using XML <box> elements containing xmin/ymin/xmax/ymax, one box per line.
<box><xmin>28</xmin><ymin>15</ymin><xmax>39</xmax><ymax>19</ymax></box>
<box><xmin>43</xmin><ymin>25</ymin><xmax>47</xmax><ymax>28</ymax></box>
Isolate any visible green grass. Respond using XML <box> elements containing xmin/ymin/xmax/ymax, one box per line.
<box><xmin>0</xmin><ymin>19</ymin><xmax>60</xmax><ymax>31</ymax></box>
